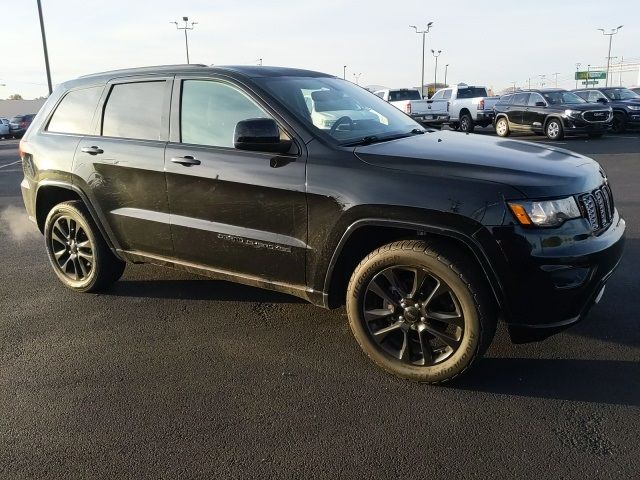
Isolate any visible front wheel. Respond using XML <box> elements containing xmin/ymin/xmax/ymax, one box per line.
<box><xmin>495</xmin><ymin>117</ymin><xmax>510</xmax><ymax>137</ymax></box>
<box><xmin>610</xmin><ymin>113</ymin><xmax>626</xmax><ymax>134</ymax></box>
<box><xmin>346</xmin><ymin>240</ymin><xmax>497</xmax><ymax>383</ymax></box>
<box><xmin>545</xmin><ymin>118</ymin><xmax>564</xmax><ymax>140</ymax></box>
<box><xmin>44</xmin><ymin>201</ymin><xmax>125</xmax><ymax>292</ymax></box>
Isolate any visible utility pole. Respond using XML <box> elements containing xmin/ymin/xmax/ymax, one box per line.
<box><xmin>619</xmin><ymin>56</ymin><xmax>624</xmax><ymax>86</ymax></box>
<box><xmin>353</xmin><ymin>72</ymin><xmax>362</xmax><ymax>85</ymax></box>
<box><xmin>36</xmin><ymin>0</ymin><xmax>53</xmax><ymax>95</ymax></box>
<box><xmin>527</xmin><ymin>78</ymin><xmax>531</xmax><ymax>90</ymax></box>
<box><xmin>444</xmin><ymin>64</ymin><xmax>449</xmax><ymax>86</ymax></box>
<box><xmin>171</xmin><ymin>16</ymin><xmax>198</xmax><ymax>64</ymax></box>
<box><xmin>552</xmin><ymin>72</ymin><xmax>560</xmax><ymax>88</ymax></box>
<box><xmin>575</xmin><ymin>63</ymin><xmax>581</xmax><ymax>89</ymax></box>
<box><xmin>598</xmin><ymin>25</ymin><xmax>623</xmax><ymax>87</ymax></box>
<box><xmin>512</xmin><ymin>81</ymin><xmax>517</xmax><ymax>93</ymax></box>
<box><xmin>410</xmin><ymin>22</ymin><xmax>433</xmax><ymax>98</ymax></box>
<box><xmin>343</xmin><ymin>65</ymin><xmax>347</xmax><ymax>80</ymax></box>
<box><xmin>431</xmin><ymin>49</ymin><xmax>442</xmax><ymax>93</ymax></box>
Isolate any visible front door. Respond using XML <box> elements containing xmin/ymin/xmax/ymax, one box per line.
<box><xmin>524</xmin><ymin>92</ymin><xmax>547</xmax><ymax>131</ymax></box>
<box><xmin>165</xmin><ymin>77</ymin><xmax>307</xmax><ymax>285</ymax></box>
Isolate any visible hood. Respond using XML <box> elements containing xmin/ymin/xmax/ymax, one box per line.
<box><xmin>555</xmin><ymin>103</ymin><xmax>610</xmax><ymax>112</ymax></box>
<box><xmin>618</xmin><ymin>99</ymin><xmax>640</xmax><ymax>106</ymax></box>
<box><xmin>354</xmin><ymin>130</ymin><xmax>605</xmax><ymax>198</ymax></box>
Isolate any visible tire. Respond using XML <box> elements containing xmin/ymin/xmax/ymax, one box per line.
<box><xmin>495</xmin><ymin>117</ymin><xmax>510</xmax><ymax>137</ymax></box>
<box><xmin>545</xmin><ymin>118</ymin><xmax>564</xmax><ymax>140</ymax></box>
<box><xmin>588</xmin><ymin>133</ymin><xmax>603</xmax><ymax>139</ymax></box>
<box><xmin>610</xmin><ymin>113</ymin><xmax>626</xmax><ymax>134</ymax></box>
<box><xmin>44</xmin><ymin>200</ymin><xmax>125</xmax><ymax>292</ymax></box>
<box><xmin>459</xmin><ymin>113</ymin><xmax>475</xmax><ymax>133</ymax></box>
<box><xmin>346</xmin><ymin>240</ymin><xmax>497</xmax><ymax>384</ymax></box>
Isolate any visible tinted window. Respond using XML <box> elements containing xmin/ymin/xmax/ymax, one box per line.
<box><xmin>603</xmin><ymin>88</ymin><xmax>640</xmax><ymax>100</ymax></box>
<box><xmin>574</xmin><ymin>91</ymin><xmax>588</xmax><ymax>100</ymax></box>
<box><xmin>102</xmin><ymin>81</ymin><xmax>165</xmax><ymax>140</ymax></box>
<box><xmin>389</xmin><ymin>90</ymin><xmax>421</xmax><ymax>101</ymax></box>
<box><xmin>512</xmin><ymin>93</ymin><xmax>530</xmax><ymax>105</ymax></box>
<box><xmin>527</xmin><ymin>93</ymin><xmax>545</xmax><ymax>106</ymax></box>
<box><xmin>456</xmin><ymin>87</ymin><xmax>488</xmax><ymax>99</ymax></box>
<box><xmin>181</xmin><ymin>80</ymin><xmax>269</xmax><ymax>148</ymax></box>
<box><xmin>47</xmin><ymin>86</ymin><xmax>103</xmax><ymax>134</ymax></box>
<box><xmin>498</xmin><ymin>94</ymin><xmax>513</xmax><ymax>105</ymax></box>
<box><xmin>541</xmin><ymin>91</ymin><xmax>585</xmax><ymax>105</ymax></box>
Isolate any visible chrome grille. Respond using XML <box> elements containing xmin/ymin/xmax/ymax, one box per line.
<box><xmin>582</xmin><ymin>110</ymin><xmax>610</xmax><ymax>122</ymax></box>
<box><xmin>579</xmin><ymin>184</ymin><xmax>615</xmax><ymax>231</ymax></box>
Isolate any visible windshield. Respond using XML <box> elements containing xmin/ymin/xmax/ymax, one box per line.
<box><xmin>255</xmin><ymin>76</ymin><xmax>420</xmax><ymax>144</ymax></box>
<box><xmin>541</xmin><ymin>91</ymin><xmax>586</xmax><ymax>105</ymax></box>
<box><xmin>603</xmin><ymin>88</ymin><xmax>640</xmax><ymax>101</ymax></box>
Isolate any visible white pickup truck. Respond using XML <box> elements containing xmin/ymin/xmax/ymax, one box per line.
<box><xmin>374</xmin><ymin>88</ymin><xmax>449</xmax><ymax>127</ymax></box>
<box><xmin>427</xmin><ymin>84</ymin><xmax>500</xmax><ymax>132</ymax></box>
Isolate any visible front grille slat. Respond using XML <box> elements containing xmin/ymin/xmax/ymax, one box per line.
<box><xmin>579</xmin><ymin>183</ymin><xmax>615</xmax><ymax>232</ymax></box>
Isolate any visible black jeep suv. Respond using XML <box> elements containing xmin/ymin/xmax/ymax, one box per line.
<box><xmin>493</xmin><ymin>89</ymin><xmax>612</xmax><ymax>140</ymax></box>
<box><xmin>19</xmin><ymin>65</ymin><xmax>625</xmax><ymax>383</ymax></box>
<box><xmin>573</xmin><ymin>87</ymin><xmax>640</xmax><ymax>133</ymax></box>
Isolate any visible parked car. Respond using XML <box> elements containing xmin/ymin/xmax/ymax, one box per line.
<box><xmin>427</xmin><ymin>84</ymin><xmax>499</xmax><ymax>132</ymax></box>
<box><xmin>20</xmin><ymin>65</ymin><xmax>625</xmax><ymax>383</ymax></box>
<box><xmin>493</xmin><ymin>89</ymin><xmax>612</xmax><ymax>140</ymax></box>
<box><xmin>573</xmin><ymin>87</ymin><xmax>640</xmax><ymax>133</ymax></box>
<box><xmin>9</xmin><ymin>114</ymin><xmax>36</xmax><ymax>138</ymax></box>
<box><xmin>308</xmin><ymin>89</ymin><xmax>381</xmax><ymax>130</ymax></box>
<box><xmin>631</xmin><ymin>87</ymin><xmax>640</xmax><ymax>95</ymax></box>
<box><xmin>374</xmin><ymin>88</ymin><xmax>448</xmax><ymax>127</ymax></box>
<box><xmin>0</xmin><ymin>118</ymin><xmax>10</xmax><ymax>138</ymax></box>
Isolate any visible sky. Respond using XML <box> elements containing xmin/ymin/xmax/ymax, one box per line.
<box><xmin>2</xmin><ymin>0</ymin><xmax>639</xmax><ymax>99</ymax></box>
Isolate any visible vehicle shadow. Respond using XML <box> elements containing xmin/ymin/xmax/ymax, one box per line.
<box><xmin>456</xmin><ymin>357</ymin><xmax>640</xmax><ymax>407</ymax></box>
<box><xmin>105</xmin><ymin>278</ymin><xmax>306</xmax><ymax>303</ymax></box>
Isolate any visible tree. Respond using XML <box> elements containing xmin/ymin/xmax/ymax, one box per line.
<box><xmin>8</xmin><ymin>94</ymin><xmax>23</xmax><ymax>100</ymax></box>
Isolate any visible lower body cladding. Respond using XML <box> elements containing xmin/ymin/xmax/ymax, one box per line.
<box><xmin>491</xmin><ymin>211</ymin><xmax>625</xmax><ymax>343</ymax></box>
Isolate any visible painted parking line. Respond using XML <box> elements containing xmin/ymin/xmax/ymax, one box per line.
<box><xmin>0</xmin><ymin>160</ymin><xmax>21</xmax><ymax>170</ymax></box>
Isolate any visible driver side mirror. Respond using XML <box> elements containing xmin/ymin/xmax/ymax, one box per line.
<box><xmin>596</xmin><ymin>97</ymin><xmax>608</xmax><ymax>104</ymax></box>
<box><xmin>535</xmin><ymin>101</ymin><xmax>546</xmax><ymax>107</ymax></box>
<box><xmin>234</xmin><ymin>118</ymin><xmax>292</xmax><ymax>153</ymax></box>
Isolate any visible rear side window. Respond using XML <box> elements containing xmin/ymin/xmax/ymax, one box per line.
<box><xmin>389</xmin><ymin>90</ymin><xmax>421</xmax><ymax>101</ymax></box>
<box><xmin>47</xmin><ymin>86</ymin><xmax>103</xmax><ymax>134</ymax></box>
<box><xmin>498</xmin><ymin>94</ymin><xmax>513</xmax><ymax>105</ymax></box>
<box><xmin>442</xmin><ymin>89</ymin><xmax>452</xmax><ymax>100</ymax></box>
<box><xmin>512</xmin><ymin>93</ymin><xmax>530</xmax><ymax>105</ymax></box>
<box><xmin>102</xmin><ymin>81</ymin><xmax>165</xmax><ymax>140</ymax></box>
<box><xmin>456</xmin><ymin>87</ymin><xmax>488</xmax><ymax>99</ymax></box>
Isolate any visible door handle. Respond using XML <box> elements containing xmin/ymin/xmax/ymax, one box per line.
<box><xmin>81</xmin><ymin>146</ymin><xmax>104</xmax><ymax>155</ymax></box>
<box><xmin>171</xmin><ymin>155</ymin><xmax>201</xmax><ymax>167</ymax></box>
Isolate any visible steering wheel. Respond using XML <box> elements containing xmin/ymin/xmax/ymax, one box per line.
<box><xmin>329</xmin><ymin>116</ymin><xmax>354</xmax><ymax>135</ymax></box>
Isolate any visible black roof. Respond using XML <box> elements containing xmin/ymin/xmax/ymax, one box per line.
<box><xmin>73</xmin><ymin>64</ymin><xmax>332</xmax><ymax>86</ymax></box>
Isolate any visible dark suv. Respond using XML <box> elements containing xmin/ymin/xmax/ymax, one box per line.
<box><xmin>9</xmin><ymin>114</ymin><xmax>36</xmax><ymax>138</ymax></box>
<box><xmin>573</xmin><ymin>87</ymin><xmax>640</xmax><ymax>133</ymax></box>
<box><xmin>493</xmin><ymin>89</ymin><xmax>612</xmax><ymax>140</ymax></box>
<box><xmin>19</xmin><ymin>65</ymin><xmax>625</xmax><ymax>383</ymax></box>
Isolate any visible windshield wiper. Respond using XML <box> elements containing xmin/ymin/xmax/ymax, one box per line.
<box><xmin>342</xmin><ymin>129</ymin><xmax>425</xmax><ymax>147</ymax></box>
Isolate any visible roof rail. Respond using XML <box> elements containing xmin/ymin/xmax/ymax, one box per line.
<box><xmin>79</xmin><ymin>64</ymin><xmax>208</xmax><ymax>78</ymax></box>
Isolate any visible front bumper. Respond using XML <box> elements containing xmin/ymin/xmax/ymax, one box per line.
<box><xmin>491</xmin><ymin>211</ymin><xmax>625</xmax><ymax>342</ymax></box>
<box><xmin>562</xmin><ymin>116</ymin><xmax>611</xmax><ymax>134</ymax></box>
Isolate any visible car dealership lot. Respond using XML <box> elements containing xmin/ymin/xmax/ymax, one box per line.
<box><xmin>1</xmin><ymin>134</ymin><xmax>639</xmax><ymax>478</ymax></box>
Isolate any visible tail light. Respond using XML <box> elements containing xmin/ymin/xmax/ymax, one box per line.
<box><xmin>447</xmin><ymin>101</ymin><xmax>450</xmax><ymax>111</ymax></box>
<box><xmin>477</xmin><ymin>99</ymin><xmax>485</xmax><ymax>110</ymax></box>
<box><xmin>19</xmin><ymin>139</ymin><xmax>25</xmax><ymax>160</ymax></box>
<box><xmin>20</xmin><ymin>121</ymin><xmax>27</xmax><ymax>128</ymax></box>
<box><xmin>405</xmin><ymin>103</ymin><xmax>412</xmax><ymax>114</ymax></box>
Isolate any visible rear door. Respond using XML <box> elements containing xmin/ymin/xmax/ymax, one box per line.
<box><xmin>507</xmin><ymin>92</ymin><xmax>529</xmax><ymax>128</ymax></box>
<box><xmin>75</xmin><ymin>77</ymin><xmax>174</xmax><ymax>256</ymax></box>
<box><xmin>164</xmin><ymin>76</ymin><xmax>307</xmax><ymax>285</ymax></box>
<box><xmin>524</xmin><ymin>92</ymin><xmax>547</xmax><ymax>130</ymax></box>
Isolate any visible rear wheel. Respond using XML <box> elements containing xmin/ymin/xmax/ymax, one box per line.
<box><xmin>459</xmin><ymin>113</ymin><xmax>475</xmax><ymax>133</ymax></box>
<box><xmin>346</xmin><ymin>240</ymin><xmax>497</xmax><ymax>383</ymax></box>
<box><xmin>545</xmin><ymin>118</ymin><xmax>564</xmax><ymax>140</ymax></box>
<box><xmin>44</xmin><ymin>201</ymin><xmax>125</xmax><ymax>292</ymax></box>
<box><xmin>495</xmin><ymin>117</ymin><xmax>510</xmax><ymax>137</ymax></box>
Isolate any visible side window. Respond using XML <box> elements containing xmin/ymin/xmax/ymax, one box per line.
<box><xmin>46</xmin><ymin>86</ymin><xmax>103</xmax><ymax>134</ymax></box>
<box><xmin>442</xmin><ymin>89</ymin><xmax>452</xmax><ymax>100</ymax></box>
<box><xmin>512</xmin><ymin>93</ymin><xmax>530</xmax><ymax>105</ymax></box>
<box><xmin>181</xmin><ymin>80</ymin><xmax>270</xmax><ymax>148</ymax></box>
<box><xmin>587</xmin><ymin>91</ymin><xmax>607</xmax><ymax>102</ymax></box>
<box><xmin>374</xmin><ymin>91</ymin><xmax>385</xmax><ymax>99</ymax></box>
<box><xmin>431</xmin><ymin>90</ymin><xmax>444</xmax><ymax>100</ymax></box>
<box><xmin>528</xmin><ymin>93</ymin><xmax>545</xmax><ymax>106</ymax></box>
<box><xmin>102</xmin><ymin>81</ymin><xmax>166</xmax><ymax>141</ymax></box>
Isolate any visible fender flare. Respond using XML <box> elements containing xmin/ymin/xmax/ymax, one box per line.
<box><xmin>322</xmin><ymin>218</ymin><xmax>507</xmax><ymax>312</ymax></box>
<box><xmin>35</xmin><ymin>179</ymin><xmax>125</xmax><ymax>260</ymax></box>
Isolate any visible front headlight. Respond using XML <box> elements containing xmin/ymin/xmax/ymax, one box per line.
<box><xmin>508</xmin><ymin>197</ymin><xmax>581</xmax><ymax>227</ymax></box>
<box><xmin>628</xmin><ymin>105</ymin><xmax>640</xmax><ymax>111</ymax></box>
<box><xmin>564</xmin><ymin>109</ymin><xmax>582</xmax><ymax>118</ymax></box>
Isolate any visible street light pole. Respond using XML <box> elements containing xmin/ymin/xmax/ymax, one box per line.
<box><xmin>353</xmin><ymin>73</ymin><xmax>362</xmax><ymax>85</ymax></box>
<box><xmin>171</xmin><ymin>16</ymin><xmax>198</xmax><ymax>64</ymax></box>
<box><xmin>444</xmin><ymin>64</ymin><xmax>449</xmax><ymax>86</ymax></box>
<box><xmin>431</xmin><ymin>49</ymin><xmax>442</xmax><ymax>92</ymax></box>
<box><xmin>410</xmin><ymin>22</ymin><xmax>433</xmax><ymax>98</ymax></box>
<box><xmin>552</xmin><ymin>72</ymin><xmax>560</xmax><ymax>88</ymax></box>
<box><xmin>36</xmin><ymin>0</ymin><xmax>53</xmax><ymax>95</ymax></box>
<box><xmin>343</xmin><ymin>65</ymin><xmax>347</xmax><ymax>80</ymax></box>
<box><xmin>538</xmin><ymin>74</ymin><xmax>546</xmax><ymax>88</ymax></box>
<box><xmin>598</xmin><ymin>25</ymin><xmax>623</xmax><ymax>87</ymax></box>
<box><xmin>257</xmin><ymin>58</ymin><xmax>263</xmax><ymax>66</ymax></box>
<box><xmin>575</xmin><ymin>63</ymin><xmax>581</xmax><ymax>89</ymax></box>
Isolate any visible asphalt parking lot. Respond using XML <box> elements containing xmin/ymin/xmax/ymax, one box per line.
<box><xmin>1</xmin><ymin>132</ymin><xmax>639</xmax><ymax>479</ymax></box>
